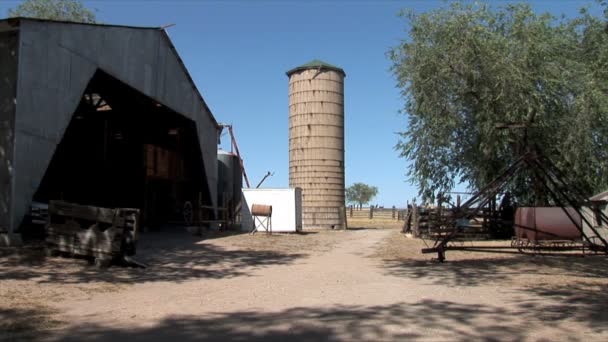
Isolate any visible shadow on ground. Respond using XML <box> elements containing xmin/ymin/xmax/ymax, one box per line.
<box><xmin>344</xmin><ymin>227</ymin><xmax>384</xmax><ymax>231</ymax></box>
<box><xmin>30</xmin><ymin>298</ymin><xmax>605</xmax><ymax>342</ymax></box>
<box><xmin>0</xmin><ymin>229</ymin><xmax>305</xmax><ymax>284</ymax></box>
<box><xmin>515</xmin><ymin>281</ymin><xmax>608</xmax><ymax>332</ymax></box>
<box><xmin>383</xmin><ymin>254</ymin><xmax>608</xmax><ymax>287</ymax></box>
<box><xmin>0</xmin><ymin>306</ymin><xmax>63</xmax><ymax>342</ymax></box>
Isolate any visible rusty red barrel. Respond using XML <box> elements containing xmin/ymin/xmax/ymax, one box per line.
<box><xmin>515</xmin><ymin>207</ymin><xmax>582</xmax><ymax>241</ymax></box>
<box><xmin>251</xmin><ymin>204</ymin><xmax>272</xmax><ymax>217</ymax></box>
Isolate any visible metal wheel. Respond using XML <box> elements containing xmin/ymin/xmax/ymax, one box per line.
<box><xmin>183</xmin><ymin>201</ymin><xmax>194</xmax><ymax>226</ymax></box>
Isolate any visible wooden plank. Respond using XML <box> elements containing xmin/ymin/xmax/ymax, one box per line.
<box><xmin>46</xmin><ymin>234</ymin><xmax>122</xmax><ymax>249</ymax></box>
<box><xmin>47</xmin><ymin>227</ymin><xmax>122</xmax><ymax>244</ymax></box>
<box><xmin>46</xmin><ymin>202</ymin><xmax>140</xmax><ymax>259</ymax></box>
<box><xmin>46</xmin><ymin>221</ymin><xmax>124</xmax><ymax>235</ymax></box>
<box><xmin>46</xmin><ymin>234</ymin><xmax>120</xmax><ymax>249</ymax></box>
<box><xmin>47</xmin><ymin>243</ymin><xmax>115</xmax><ymax>259</ymax></box>
<box><xmin>49</xmin><ymin>201</ymin><xmax>125</xmax><ymax>225</ymax></box>
<box><xmin>46</xmin><ymin>236</ymin><xmax>121</xmax><ymax>254</ymax></box>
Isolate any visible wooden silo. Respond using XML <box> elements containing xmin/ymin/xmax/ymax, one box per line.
<box><xmin>287</xmin><ymin>60</ymin><xmax>346</xmax><ymax>229</ymax></box>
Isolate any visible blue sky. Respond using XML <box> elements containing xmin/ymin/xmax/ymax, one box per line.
<box><xmin>1</xmin><ymin>0</ymin><xmax>604</xmax><ymax>207</ymax></box>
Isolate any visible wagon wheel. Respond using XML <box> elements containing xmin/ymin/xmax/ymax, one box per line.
<box><xmin>183</xmin><ymin>201</ymin><xmax>194</xmax><ymax>226</ymax></box>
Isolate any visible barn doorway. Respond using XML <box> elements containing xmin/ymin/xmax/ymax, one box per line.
<box><xmin>32</xmin><ymin>70</ymin><xmax>211</xmax><ymax>233</ymax></box>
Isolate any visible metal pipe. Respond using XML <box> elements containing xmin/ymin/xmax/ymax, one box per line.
<box><xmin>255</xmin><ymin>171</ymin><xmax>273</xmax><ymax>189</ymax></box>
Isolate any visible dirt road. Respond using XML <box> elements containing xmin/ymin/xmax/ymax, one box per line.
<box><xmin>2</xmin><ymin>228</ymin><xmax>607</xmax><ymax>341</ymax></box>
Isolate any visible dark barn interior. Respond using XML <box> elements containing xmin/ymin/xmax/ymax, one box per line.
<box><xmin>0</xmin><ymin>18</ymin><xmax>220</xmax><ymax>244</ymax></box>
<box><xmin>33</xmin><ymin>70</ymin><xmax>211</xmax><ymax>231</ymax></box>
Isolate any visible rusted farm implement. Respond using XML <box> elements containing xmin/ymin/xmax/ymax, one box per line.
<box><xmin>46</xmin><ymin>200</ymin><xmax>141</xmax><ymax>268</ymax></box>
<box><xmin>420</xmin><ymin>148</ymin><xmax>608</xmax><ymax>261</ymax></box>
<box><xmin>416</xmin><ymin>120</ymin><xmax>608</xmax><ymax>261</ymax></box>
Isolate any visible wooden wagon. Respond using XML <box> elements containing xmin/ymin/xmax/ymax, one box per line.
<box><xmin>46</xmin><ymin>201</ymin><xmax>139</xmax><ymax>267</ymax></box>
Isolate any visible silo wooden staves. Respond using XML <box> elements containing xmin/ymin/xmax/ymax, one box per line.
<box><xmin>287</xmin><ymin>60</ymin><xmax>346</xmax><ymax>229</ymax></box>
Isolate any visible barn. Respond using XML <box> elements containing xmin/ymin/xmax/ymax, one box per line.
<box><xmin>0</xmin><ymin>18</ymin><xmax>220</xmax><ymax>245</ymax></box>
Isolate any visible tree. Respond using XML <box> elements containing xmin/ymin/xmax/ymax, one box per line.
<box><xmin>389</xmin><ymin>2</ymin><xmax>608</xmax><ymax>203</ymax></box>
<box><xmin>346</xmin><ymin>183</ymin><xmax>379</xmax><ymax>209</ymax></box>
<box><xmin>8</xmin><ymin>0</ymin><xmax>97</xmax><ymax>23</ymax></box>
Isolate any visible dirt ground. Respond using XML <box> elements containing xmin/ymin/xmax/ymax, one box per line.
<box><xmin>1</xmin><ymin>221</ymin><xmax>607</xmax><ymax>341</ymax></box>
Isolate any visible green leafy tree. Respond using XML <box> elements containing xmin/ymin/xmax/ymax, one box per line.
<box><xmin>8</xmin><ymin>0</ymin><xmax>97</xmax><ymax>23</ymax></box>
<box><xmin>389</xmin><ymin>2</ymin><xmax>608</xmax><ymax>203</ymax></box>
<box><xmin>346</xmin><ymin>183</ymin><xmax>379</xmax><ymax>209</ymax></box>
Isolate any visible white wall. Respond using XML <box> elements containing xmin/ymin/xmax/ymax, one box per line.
<box><xmin>241</xmin><ymin>188</ymin><xmax>302</xmax><ymax>233</ymax></box>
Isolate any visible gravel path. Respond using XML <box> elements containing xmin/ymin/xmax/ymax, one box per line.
<box><xmin>2</xmin><ymin>228</ymin><xmax>607</xmax><ymax>341</ymax></box>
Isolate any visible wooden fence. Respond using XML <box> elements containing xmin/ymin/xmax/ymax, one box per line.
<box><xmin>401</xmin><ymin>194</ymin><xmax>513</xmax><ymax>240</ymax></box>
<box><xmin>347</xmin><ymin>206</ymin><xmax>407</xmax><ymax>220</ymax></box>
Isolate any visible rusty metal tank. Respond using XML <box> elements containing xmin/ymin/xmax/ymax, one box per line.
<box><xmin>251</xmin><ymin>204</ymin><xmax>272</xmax><ymax>217</ymax></box>
<box><xmin>287</xmin><ymin>60</ymin><xmax>346</xmax><ymax>229</ymax></box>
<box><xmin>515</xmin><ymin>207</ymin><xmax>582</xmax><ymax>241</ymax></box>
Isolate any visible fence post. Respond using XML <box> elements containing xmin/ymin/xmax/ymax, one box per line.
<box><xmin>342</xmin><ymin>206</ymin><xmax>348</xmax><ymax>230</ymax></box>
<box><xmin>392</xmin><ymin>206</ymin><xmax>396</xmax><ymax>219</ymax></box>
<box><xmin>413</xmin><ymin>203</ymin><xmax>419</xmax><ymax>237</ymax></box>
<box><xmin>369</xmin><ymin>206</ymin><xmax>374</xmax><ymax>219</ymax></box>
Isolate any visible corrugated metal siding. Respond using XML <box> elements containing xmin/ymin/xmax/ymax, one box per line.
<box><xmin>8</xmin><ymin>20</ymin><xmax>219</xmax><ymax>233</ymax></box>
<box><xmin>0</xmin><ymin>30</ymin><xmax>18</xmax><ymax>232</ymax></box>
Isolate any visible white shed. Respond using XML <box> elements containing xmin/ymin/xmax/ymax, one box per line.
<box><xmin>241</xmin><ymin>188</ymin><xmax>302</xmax><ymax>233</ymax></box>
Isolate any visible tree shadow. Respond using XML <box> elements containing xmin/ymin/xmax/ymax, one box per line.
<box><xmin>194</xmin><ymin>230</ymin><xmax>249</xmax><ymax>241</ymax></box>
<box><xmin>514</xmin><ymin>281</ymin><xmax>608</xmax><ymax>331</ymax></box>
<box><xmin>382</xmin><ymin>254</ymin><xmax>608</xmax><ymax>287</ymax></box>
<box><xmin>0</xmin><ymin>306</ymin><xmax>63</xmax><ymax>342</ymax></box>
<box><xmin>0</xmin><ymin>229</ymin><xmax>305</xmax><ymax>284</ymax></box>
<box><xmin>46</xmin><ymin>299</ymin><xmax>602</xmax><ymax>342</ymax></box>
<box><xmin>345</xmin><ymin>227</ymin><xmax>383</xmax><ymax>231</ymax></box>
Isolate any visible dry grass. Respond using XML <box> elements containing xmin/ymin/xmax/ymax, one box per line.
<box><xmin>0</xmin><ymin>302</ymin><xmax>63</xmax><ymax>341</ymax></box>
<box><xmin>373</xmin><ymin>231</ymin><xmax>519</xmax><ymax>261</ymax></box>
<box><xmin>0</xmin><ymin>247</ymin><xmax>129</xmax><ymax>341</ymax></box>
<box><xmin>200</xmin><ymin>220</ymin><xmax>403</xmax><ymax>255</ymax></box>
<box><xmin>1</xmin><ymin>268</ymin><xmax>65</xmax><ymax>341</ymax></box>
<box><xmin>346</xmin><ymin>218</ymin><xmax>404</xmax><ymax>230</ymax></box>
<box><xmin>205</xmin><ymin>229</ymin><xmax>347</xmax><ymax>255</ymax></box>
<box><xmin>4</xmin><ymin>226</ymin><xmax>607</xmax><ymax>341</ymax></box>
<box><xmin>372</xmin><ymin>229</ymin><xmax>608</xmax><ymax>290</ymax></box>
<box><xmin>0</xmin><ymin>229</ymin><xmax>350</xmax><ymax>340</ymax></box>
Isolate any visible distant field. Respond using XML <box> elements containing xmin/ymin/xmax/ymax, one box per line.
<box><xmin>345</xmin><ymin>207</ymin><xmax>406</xmax><ymax>231</ymax></box>
<box><xmin>346</xmin><ymin>217</ymin><xmax>404</xmax><ymax>230</ymax></box>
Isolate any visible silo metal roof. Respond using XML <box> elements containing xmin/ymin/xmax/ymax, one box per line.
<box><xmin>286</xmin><ymin>59</ymin><xmax>346</xmax><ymax>77</ymax></box>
